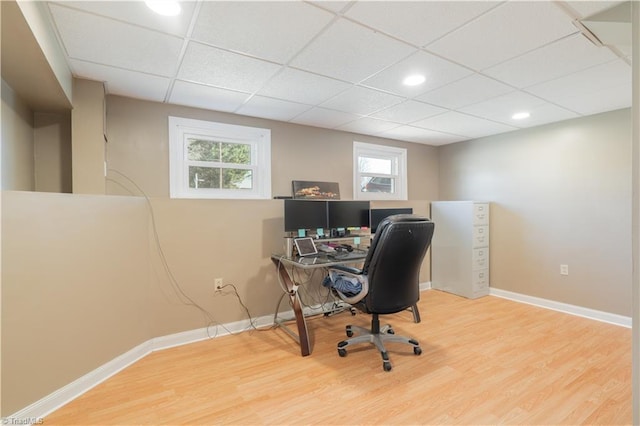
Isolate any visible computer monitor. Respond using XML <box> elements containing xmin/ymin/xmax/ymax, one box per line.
<box><xmin>370</xmin><ymin>208</ymin><xmax>413</xmax><ymax>233</ymax></box>
<box><xmin>284</xmin><ymin>200</ymin><xmax>328</xmax><ymax>232</ymax></box>
<box><xmin>327</xmin><ymin>201</ymin><xmax>370</xmax><ymax>230</ymax></box>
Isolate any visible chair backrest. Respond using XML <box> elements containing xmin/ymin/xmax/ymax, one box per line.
<box><xmin>361</xmin><ymin>214</ymin><xmax>434</xmax><ymax>314</ymax></box>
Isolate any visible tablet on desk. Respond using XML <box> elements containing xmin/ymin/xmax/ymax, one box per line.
<box><xmin>294</xmin><ymin>237</ymin><xmax>318</xmax><ymax>256</ymax></box>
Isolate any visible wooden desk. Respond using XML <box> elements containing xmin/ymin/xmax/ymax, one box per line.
<box><xmin>270</xmin><ymin>253</ymin><xmax>366</xmax><ymax>356</ymax></box>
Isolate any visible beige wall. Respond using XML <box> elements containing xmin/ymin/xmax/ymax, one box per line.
<box><xmin>1</xmin><ymin>191</ymin><xmax>150</xmax><ymax>415</ymax></box>
<box><xmin>105</xmin><ymin>96</ymin><xmax>438</xmax><ymax>337</ymax></box>
<box><xmin>143</xmin><ymin>198</ymin><xmax>433</xmax><ymax>338</ymax></box>
<box><xmin>34</xmin><ymin>112</ymin><xmax>72</xmax><ymax>193</ymax></box>
<box><xmin>145</xmin><ymin>198</ymin><xmax>285</xmax><ymax>336</ymax></box>
<box><xmin>0</xmin><ymin>92</ymin><xmax>438</xmax><ymax>416</ymax></box>
<box><xmin>1</xmin><ymin>79</ymin><xmax>34</xmax><ymax>191</ymax></box>
<box><xmin>105</xmin><ymin>95</ymin><xmax>439</xmax><ymax>200</ymax></box>
<box><xmin>1</xmin><ymin>81</ymin><xmax>72</xmax><ymax>194</ymax></box>
<box><xmin>72</xmin><ymin>78</ymin><xmax>105</xmax><ymax>195</ymax></box>
<box><xmin>438</xmin><ymin>108</ymin><xmax>632</xmax><ymax>316</ymax></box>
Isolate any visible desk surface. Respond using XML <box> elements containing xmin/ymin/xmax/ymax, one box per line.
<box><xmin>271</xmin><ymin>252</ymin><xmax>367</xmax><ymax>269</ymax></box>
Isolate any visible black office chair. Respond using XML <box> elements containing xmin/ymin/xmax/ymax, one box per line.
<box><xmin>329</xmin><ymin>214</ymin><xmax>434</xmax><ymax>371</ymax></box>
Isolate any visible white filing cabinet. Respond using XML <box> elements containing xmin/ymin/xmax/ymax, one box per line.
<box><xmin>431</xmin><ymin>201</ymin><xmax>490</xmax><ymax>299</ymax></box>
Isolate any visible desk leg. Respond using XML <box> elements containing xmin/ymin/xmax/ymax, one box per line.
<box><xmin>409</xmin><ymin>303</ymin><xmax>421</xmax><ymax>323</ymax></box>
<box><xmin>271</xmin><ymin>258</ymin><xmax>311</xmax><ymax>356</ymax></box>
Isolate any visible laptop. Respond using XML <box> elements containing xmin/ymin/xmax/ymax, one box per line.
<box><xmin>294</xmin><ymin>237</ymin><xmax>318</xmax><ymax>257</ymax></box>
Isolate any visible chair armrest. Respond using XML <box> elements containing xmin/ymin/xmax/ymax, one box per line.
<box><xmin>327</xmin><ymin>267</ymin><xmax>368</xmax><ymax>304</ymax></box>
<box><xmin>335</xmin><ymin>280</ymin><xmax>368</xmax><ymax>304</ymax></box>
<box><xmin>329</xmin><ymin>265</ymin><xmax>362</xmax><ymax>275</ymax></box>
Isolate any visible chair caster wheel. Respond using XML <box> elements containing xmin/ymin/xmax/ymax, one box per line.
<box><xmin>414</xmin><ymin>347</ymin><xmax>422</xmax><ymax>355</ymax></box>
<box><xmin>338</xmin><ymin>348</ymin><xmax>347</xmax><ymax>357</ymax></box>
<box><xmin>386</xmin><ymin>328</ymin><xmax>395</xmax><ymax>335</ymax></box>
<box><xmin>346</xmin><ymin>325</ymin><xmax>353</xmax><ymax>337</ymax></box>
<box><xmin>350</xmin><ymin>308</ymin><xmax>357</xmax><ymax>316</ymax></box>
<box><xmin>383</xmin><ymin>362</ymin><xmax>392</xmax><ymax>372</ymax></box>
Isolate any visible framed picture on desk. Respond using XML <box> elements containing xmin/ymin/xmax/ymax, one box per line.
<box><xmin>292</xmin><ymin>180</ymin><xmax>340</xmax><ymax>200</ymax></box>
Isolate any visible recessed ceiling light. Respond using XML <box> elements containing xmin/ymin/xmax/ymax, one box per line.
<box><xmin>145</xmin><ymin>1</ymin><xmax>181</xmax><ymax>16</ymax></box>
<box><xmin>512</xmin><ymin>112</ymin><xmax>530</xmax><ymax>120</ymax></box>
<box><xmin>403</xmin><ymin>74</ymin><xmax>426</xmax><ymax>86</ymax></box>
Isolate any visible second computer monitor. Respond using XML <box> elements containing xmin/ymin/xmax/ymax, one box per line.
<box><xmin>328</xmin><ymin>201</ymin><xmax>370</xmax><ymax>230</ymax></box>
<box><xmin>370</xmin><ymin>208</ymin><xmax>413</xmax><ymax>233</ymax></box>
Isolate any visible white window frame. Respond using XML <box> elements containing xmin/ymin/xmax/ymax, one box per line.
<box><xmin>353</xmin><ymin>141</ymin><xmax>407</xmax><ymax>201</ymax></box>
<box><xmin>169</xmin><ymin>116</ymin><xmax>271</xmax><ymax>199</ymax></box>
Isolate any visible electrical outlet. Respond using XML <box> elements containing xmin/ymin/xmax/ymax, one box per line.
<box><xmin>215</xmin><ymin>278</ymin><xmax>223</xmax><ymax>290</ymax></box>
<box><xmin>560</xmin><ymin>265</ymin><xmax>569</xmax><ymax>276</ymax></box>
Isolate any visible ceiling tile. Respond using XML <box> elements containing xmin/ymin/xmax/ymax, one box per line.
<box><xmin>459</xmin><ymin>91</ymin><xmax>547</xmax><ymax>124</ymax></box>
<box><xmin>192</xmin><ymin>2</ymin><xmax>334</xmax><ymax>64</ymax></box>
<box><xmin>461</xmin><ymin>91</ymin><xmax>579</xmax><ymax>127</ymax></box>
<box><xmin>417</xmin><ymin>73</ymin><xmax>514</xmax><ymax>109</ymax></box>
<box><xmin>49</xmin><ymin>3</ymin><xmax>183</xmax><ymax>77</ymax></box>
<box><xmin>563</xmin><ymin>1</ymin><xmax>626</xmax><ymax>19</ymax></box>
<box><xmin>427</xmin><ymin>1</ymin><xmax>578</xmax><ymax>70</ymax></box>
<box><xmin>48</xmin><ymin>1</ymin><xmax>197</xmax><ymax>37</ymax></box>
<box><xmin>71</xmin><ymin>60</ymin><xmax>170</xmax><ymax>102</ymax></box>
<box><xmin>169</xmin><ymin>81</ymin><xmax>251</xmax><ymax>112</ymax></box>
<box><xmin>290</xmin><ymin>107</ymin><xmax>360</xmax><ymax>128</ymax></box>
<box><xmin>525</xmin><ymin>59</ymin><xmax>631</xmax><ymax>111</ymax></box>
<box><xmin>178</xmin><ymin>42</ymin><xmax>283</xmax><ymax>93</ymax></box>
<box><xmin>337</xmin><ymin>117</ymin><xmax>401</xmax><ymax>135</ymax></box>
<box><xmin>289</xmin><ymin>18</ymin><xmax>416</xmax><ymax>83</ymax></box>
<box><xmin>257</xmin><ymin>68</ymin><xmax>351</xmax><ymax>105</ymax></box>
<box><xmin>309</xmin><ymin>1</ymin><xmax>353</xmax><ymax>14</ymax></box>
<box><xmin>546</xmin><ymin>82</ymin><xmax>631</xmax><ymax>116</ymax></box>
<box><xmin>361</xmin><ymin>51</ymin><xmax>474</xmax><ymax>97</ymax></box>
<box><xmin>320</xmin><ymin>86</ymin><xmax>403</xmax><ymax>115</ymax></box>
<box><xmin>483</xmin><ymin>33</ymin><xmax>618</xmax><ymax>88</ymax></box>
<box><xmin>526</xmin><ymin>60</ymin><xmax>632</xmax><ymax>115</ymax></box>
<box><xmin>235</xmin><ymin>96</ymin><xmax>312</xmax><ymax>122</ymax></box>
<box><xmin>345</xmin><ymin>1</ymin><xmax>500</xmax><ymax>47</ymax></box>
<box><xmin>511</xmin><ymin>103</ymin><xmax>580</xmax><ymax>128</ymax></box>
<box><xmin>378</xmin><ymin>125</ymin><xmax>467</xmax><ymax>145</ymax></box>
<box><xmin>412</xmin><ymin>111</ymin><xmax>518</xmax><ymax>138</ymax></box>
<box><xmin>370</xmin><ymin>100</ymin><xmax>447</xmax><ymax>124</ymax></box>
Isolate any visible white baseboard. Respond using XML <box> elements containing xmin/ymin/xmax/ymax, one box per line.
<box><xmin>490</xmin><ymin>287</ymin><xmax>631</xmax><ymax>328</ymax></box>
<box><xmin>9</xmin><ymin>313</ymin><xmax>277</xmax><ymax>423</ymax></box>
<box><xmin>7</xmin><ymin>340</ymin><xmax>153</xmax><ymax>424</ymax></box>
<box><xmin>151</xmin><ymin>313</ymin><xmax>275</xmax><ymax>351</ymax></box>
<box><xmin>7</xmin><ymin>279</ymin><xmax>438</xmax><ymax>422</ymax></box>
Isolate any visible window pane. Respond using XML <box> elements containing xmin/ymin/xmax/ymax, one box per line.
<box><xmin>360</xmin><ymin>176</ymin><xmax>395</xmax><ymax>193</ymax></box>
<box><xmin>359</xmin><ymin>156</ymin><xmax>391</xmax><ymax>174</ymax></box>
<box><xmin>187</xmin><ymin>139</ymin><xmax>220</xmax><ymax>162</ymax></box>
<box><xmin>221</xmin><ymin>143</ymin><xmax>251</xmax><ymax>165</ymax></box>
<box><xmin>222</xmin><ymin>169</ymin><xmax>252</xmax><ymax>189</ymax></box>
<box><xmin>170</xmin><ymin>116</ymin><xmax>271</xmax><ymax>199</ymax></box>
<box><xmin>189</xmin><ymin>166</ymin><xmax>220</xmax><ymax>189</ymax></box>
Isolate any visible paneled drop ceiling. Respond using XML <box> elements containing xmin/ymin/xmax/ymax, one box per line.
<box><xmin>44</xmin><ymin>0</ymin><xmax>632</xmax><ymax>145</ymax></box>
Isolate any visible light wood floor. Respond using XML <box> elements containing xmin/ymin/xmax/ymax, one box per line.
<box><xmin>45</xmin><ymin>290</ymin><xmax>631</xmax><ymax>425</ymax></box>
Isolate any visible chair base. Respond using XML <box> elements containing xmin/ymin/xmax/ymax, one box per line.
<box><xmin>337</xmin><ymin>315</ymin><xmax>421</xmax><ymax>371</ymax></box>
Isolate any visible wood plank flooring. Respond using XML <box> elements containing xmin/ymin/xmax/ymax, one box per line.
<box><xmin>45</xmin><ymin>290</ymin><xmax>631</xmax><ymax>425</ymax></box>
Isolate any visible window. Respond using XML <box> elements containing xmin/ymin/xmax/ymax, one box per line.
<box><xmin>169</xmin><ymin>117</ymin><xmax>271</xmax><ymax>199</ymax></box>
<box><xmin>353</xmin><ymin>142</ymin><xmax>407</xmax><ymax>201</ymax></box>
